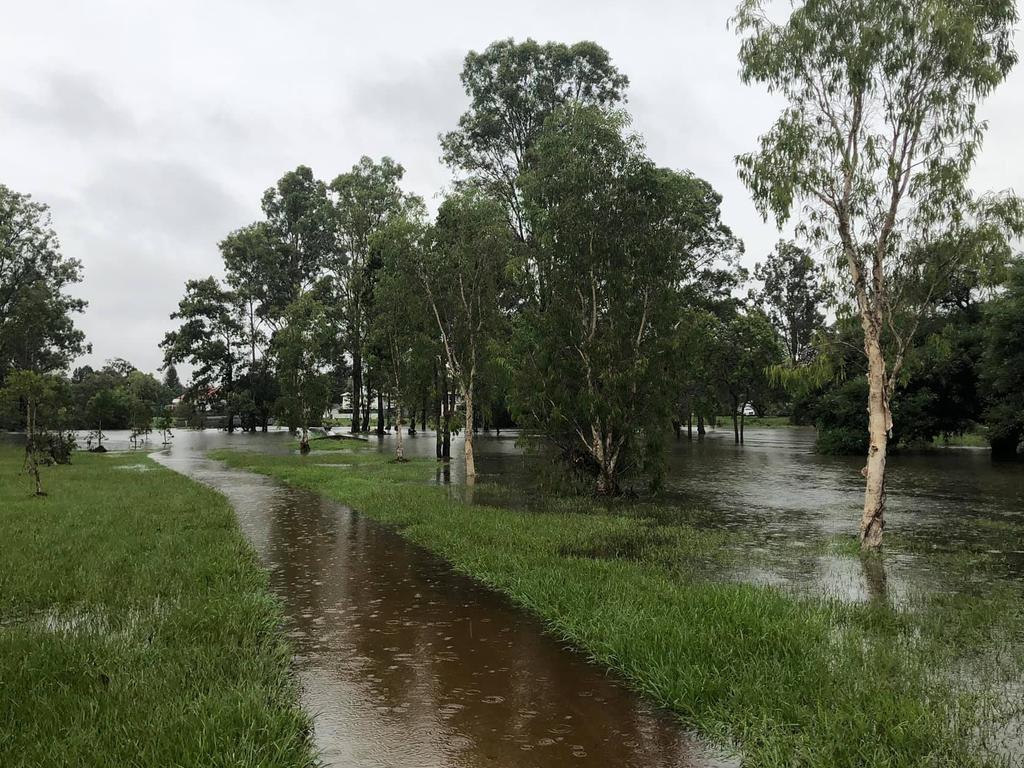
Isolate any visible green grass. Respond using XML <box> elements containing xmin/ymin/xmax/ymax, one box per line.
<box><xmin>212</xmin><ymin>446</ymin><xmax>1024</xmax><ymax>768</ymax></box>
<box><xmin>0</xmin><ymin>446</ymin><xmax>316</xmax><ymax>768</ymax></box>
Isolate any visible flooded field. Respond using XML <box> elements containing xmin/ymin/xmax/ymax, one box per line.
<box><xmin>11</xmin><ymin>425</ymin><xmax>1020</xmax><ymax>764</ymax></box>
<box><xmin>153</xmin><ymin>431</ymin><xmax>732</xmax><ymax>768</ymax></box>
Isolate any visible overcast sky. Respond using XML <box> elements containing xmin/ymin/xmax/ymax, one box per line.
<box><xmin>2</xmin><ymin>1</ymin><xmax>1021</xmax><ymax>378</ymax></box>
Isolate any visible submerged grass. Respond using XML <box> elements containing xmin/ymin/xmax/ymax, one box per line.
<box><xmin>213</xmin><ymin>446</ymin><xmax>1024</xmax><ymax>768</ymax></box>
<box><xmin>0</xmin><ymin>446</ymin><xmax>315</xmax><ymax>768</ymax></box>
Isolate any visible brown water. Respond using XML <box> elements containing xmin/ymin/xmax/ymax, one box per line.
<box><xmin>367</xmin><ymin>426</ymin><xmax>1024</xmax><ymax>604</ymax></box>
<box><xmin>153</xmin><ymin>431</ymin><xmax>733</xmax><ymax>768</ymax></box>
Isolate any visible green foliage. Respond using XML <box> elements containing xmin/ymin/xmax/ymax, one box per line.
<box><xmin>273</xmin><ymin>293</ymin><xmax>334</xmax><ymax>437</ymax></box>
<box><xmin>441</xmin><ymin>38</ymin><xmax>628</xmax><ymax>239</ymax></box>
<box><xmin>981</xmin><ymin>260</ymin><xmax>1024</xmax><ymax>457</ymax></box>
<box><xmin>751</xmin><ymin>240</ymin><xmax>827</xmax><ymax>365</ymax></box>
<box><xmin>513</xmin><ymin>105</ymin><xmax>738</xmax><ymax>491</ymax></box>
<box><xmin>0</xmin><ymin>185</ymin><xmax>88</xmax><ymax>384</ymax></box>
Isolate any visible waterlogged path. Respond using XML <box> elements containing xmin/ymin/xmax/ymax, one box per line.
<box><xmin>154</xmin><ymin>431</ymin><xmax>730</xmax><ymax>768</ymax></box>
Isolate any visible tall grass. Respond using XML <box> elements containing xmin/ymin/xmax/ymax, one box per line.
<box><xmin>0</xmin><ymin>447</ymin><xmax>316</xmax><ymax>768</ymax></box>
<box><xmin>213</xmin><ymin>447</ymin><xmax>1024</xmax><ymax>768</ymax></box>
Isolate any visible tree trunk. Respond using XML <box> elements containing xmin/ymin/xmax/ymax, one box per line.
<box><xmin>299</xmin><ymin>426</ymin><xmax>310</xmax><ymax>455</ymax></box>
<box><xmin>361</xmin><ymin>384</ymin><xmax>372</xmax><ymax>433</ymax></box>
<box><xmin>740</xmin><ymin>404</ymin><xmax>746</xmax><ymax>444</ymax></box>
<box><xmin>592</xmin><ymin>430</ymin><xmax>619</xmax><ymax>496</ymax></box>
<box><xmin>697</xmin><ymin>413</ymin><xmax>705</xmax><ymax>438</ymax></box>
<box><xmin>351</xmin><ymin>349</ymin><xmax>362</xmax><ymax>434</ymax></box>
<box><xmin>860</xmin><ymin>333</ymin><xmax>889</xmax><ymax>550</ymax></box>
<box><xmin>732</xmin><ymin>398</ymin><xmax>739</xmax><ymax>444</ymax></box>
<box><xmin>395</xmin><ymin>404</ymin><xmax>405</xmax><ymax>461</ymax></box>
<box><xmin>376</xmin><ymin>392</ymin><xmax>385</xmax><ymax>436</ymax></box>
<box><xmin>687</xmin><ymin>411</ymin><xmax>693</xmax><ymax>440</ymax></box>
<box><xmin>434</xmin><ymin>368</ymin><xmax>443</xmax><ymax>460</ymax></box>
<box><xmin>463</xmin><ymin>384</ymin><xmax>476</xmax><ymax>479</ymax></box>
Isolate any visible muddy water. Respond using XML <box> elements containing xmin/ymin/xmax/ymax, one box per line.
<box><xmin>369</xmin><ymin>426</ymin><xmax>1024</xmax><ymax>603</ymax></box>
<box><xmin>153</xmin><ymin>431</ymin><xmax>731</xmax><ymax>768</ymax></box>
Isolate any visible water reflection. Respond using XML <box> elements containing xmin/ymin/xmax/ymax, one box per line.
<box><xmin>371</xmin><ymin>426</ymin><xmax>1024</xmax><ymax>603</ymax></box>
<box><xmin>154</xmin><ymin>431</ymin><xmax>732</xmax><ymax>768</ymax></box>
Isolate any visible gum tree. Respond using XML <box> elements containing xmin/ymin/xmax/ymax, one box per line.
<box><xmin>734</xmin><ymin>0</ymin><xmax>1019</xmax><ymax>548</ymax></box>
<box><xmin>411</xmin><ymin>191</ymin><xmax>512</xmax><ymax>480</ymax></box>
<box><xmin>329</xmin><ymin>157</ymin><xmax>411</xmax><ymax>434</ymax></box>
<box><xmin>442</xmin><ymin>38</ymin><xmax>628</xmax><ymax>247</ymax></box>
<box><xmin>516</xmin><ymin>106</ymin><xmax>736</xmax><ymax>494</ymax></box>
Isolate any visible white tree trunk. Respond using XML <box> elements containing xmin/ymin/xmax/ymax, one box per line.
<box><xmin>860</xmin><ymin>331</ymin><xmax>889</xmax><ymax>549</ymax></box>
<box><xmin>463</xmin><ymin>385</ymin><xmax>475</xmax><ymax>480</ymax></box>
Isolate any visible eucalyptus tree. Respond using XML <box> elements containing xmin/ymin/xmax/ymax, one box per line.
<box><xmin>442</xmin><ymin>37</ymin><xmax>628</xmax><ymax>249</ymax></box>
<box><xmin>273</xmin><ymin>293</ymin><xmax>334</xmax><ymax>453</ymax></box>
<box><xmin>220</xmin><ymin>224</ymin><xmax>279</xmax><ymax>428</ymax></box>
<box><xmin>708</xmin><ymin>307</ymin><xmax>783</xmax><ymax>443</ymax></box>
<box><xmin>409</xmin><ymin>191</ymin><xmax>513</xmax><ymax>479</ymax></box>
<box><xmin>329</xmin><ymin>157</ymin><xmax>412</xmax><ymax>434</ymax></box>
<box><xmin>734</xmin><ymin>0</ymin><xmax>1020</xmax><ymax>548</ymax></box>
<box><xmin>368</xmin><ymin>208</ymin><xmax>433</xmax><ymax>461</ymax></box>
<box><xmin>259</xmin><ymin>167</ymin><xmax>334</xmax><ymax>310</ymax></box>
<box><xmin>515</xmin><ymin>105</ymin><xmax>736</xmax><ymax>494</ymax></box>
<box><xmin>752</xmin><ymin>241</ymin><xmax>828</xmax><ymax>365</ymax></box>
<box><xmin>0</xmin><ymin>185</ymin><xmax>88</xmax><ymax>383</ymax></box>
<box><xmin>160</xmin><ymin>277</ymin><xmax>245</xmax><ymax>432</ymax></box>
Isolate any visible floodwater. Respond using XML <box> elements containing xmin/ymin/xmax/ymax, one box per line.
<box><xmin>366</xmin><ymin>425</ymin><xmax>1024</xmax><ymax>604</ymax></box>
<box><xmin>12</xmin><ymin>424</ymin><xmax>1021</xmax><ymax>763</ymax></box>
<box><xmin>152</xmin><ymin>430</ymin><xmax>733</xmax><ymax>768</ymax></box>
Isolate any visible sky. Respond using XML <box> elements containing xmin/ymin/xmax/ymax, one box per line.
<box><xmin>2</xmin><ymin>0</ymin><xmax>1022</xmax><ymax>379</ymax></box>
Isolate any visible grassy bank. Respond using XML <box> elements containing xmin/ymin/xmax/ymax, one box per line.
<box><xmin>213</xmin><ymin>446</ymin><xmax>1023</xmax><ymax>768</ymax></box>
<box><xmin>0</xmin><ymin>447</ymin><xmax>315</xmax><ymax>768</ymax></box>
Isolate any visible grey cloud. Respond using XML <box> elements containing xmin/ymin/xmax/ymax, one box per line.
<box><xmin>79</xmin><ymin>158</ymin><xmax>249</xmax><ymax>248</ymax></box>
<box><xmin>2</xmin><ymin>72</ymin><xmax>134</xmax><ymax>139</ymax></box>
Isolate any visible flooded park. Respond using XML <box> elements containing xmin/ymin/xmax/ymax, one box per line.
<box><xmin>128</xmin><ymin>425</ymin><xmax>1024</xmax><ymax>764</ymax></box>
<box><xmin>5</xmin><ymin>3</ymin><xmax>1024</xmax><ymax>765</ymax></box>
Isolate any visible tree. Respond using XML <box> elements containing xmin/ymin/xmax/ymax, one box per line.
<box><xmin>411</xmin><ymin>191</ymin><xmax>512</xmax><ymax>479</ymax></box>
<box><xmin>259</xmin><ymin>167</ymin><xmax>334</xmax><ymax>312</ymax></box>
<box><xmin>981</xmin><ymin>260</ymin><xmax>1024</xmax><ymax>458</ymax></box>
<box><xmin>369</xmin><ymin>209</ymin><xmax>432</xmax><ymax>461</ymax></box>
<box><xmin>162</xmin><ymin>365</ymin><xmax>184</xmax><ymax>396</ymax></box>
<box><xmin>0</xmin><ymin>185</ymin><xmax>88</xmax><ymax>383</ymax></box>
<box><xmin>708</xmin><ymin>307</ymin><xmax>783</xmax><ymax>443</ymax></box>
<box><xmin>514</xmin><ymin>105</ymin><xmax>736</xmax><ymax>494</ymax></box>
<box><xmin>161</xmin><ymin>278</ymin><xmax>244</xmax><ymax>432</ymax></box>
<box><xmin>752</xmin><ymin>241</ymin><xmax>827</xmax><ymax>365</ymax></box>
<box><xmin>274</xmin><ymin>293</ymin><xmax>334</xmax><ymax>453</ymax></box>
<box><xmin>734</xmin><ymin>0</ymin><xmax>1020</xmax><ymax>549</ymax></box>
<box><xmin>329</xmin><ymin>157</ymin><xmax>411</xmax><ymax>435</ymax></box>
<box><xmin>86</xmin><ymin>387</ymin><xmax>129</xmax><ymax>450</ymax></box>
<box><xmin>441</xmin><ymin>38</ymin><xmax>629</xmax><ymax>242</ymax></box>
<box><xmin>0</xmin><ymin>370</ymin><xmax>67</xmax><ymax>494</ymax></box>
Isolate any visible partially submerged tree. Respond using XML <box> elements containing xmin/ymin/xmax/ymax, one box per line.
<box><xmin>274</xmin><ymin>293</ymin><xmax>334</xmax><ymax>453</ymax></box>
<box><xmin>330</xmin><ymin>157</ymin><xmax>411</xmax><ymax>435</ymax></box>
<box><xmin>981</xmin><ymin>260</ymin><xmax>1024</xmax><ymax>458</ymax></box>
<box><xmin>734</xmin><ymin>0</ymin><xmax>1020</xmax><ymax>548</ymax></box>
<box><xmin>515</xmin><ymin>105</ymin><xmax>736</xmax><ymax>494</ymax></box>
<box><xmin>412</xmin><ymin>191</ymin><xmax>512</xmax><ymax>479</ymax></box>
<box><xmin>369</xmin><ymin>207</ymin><xmax>433</xmax><ymax>462</ymax></box>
